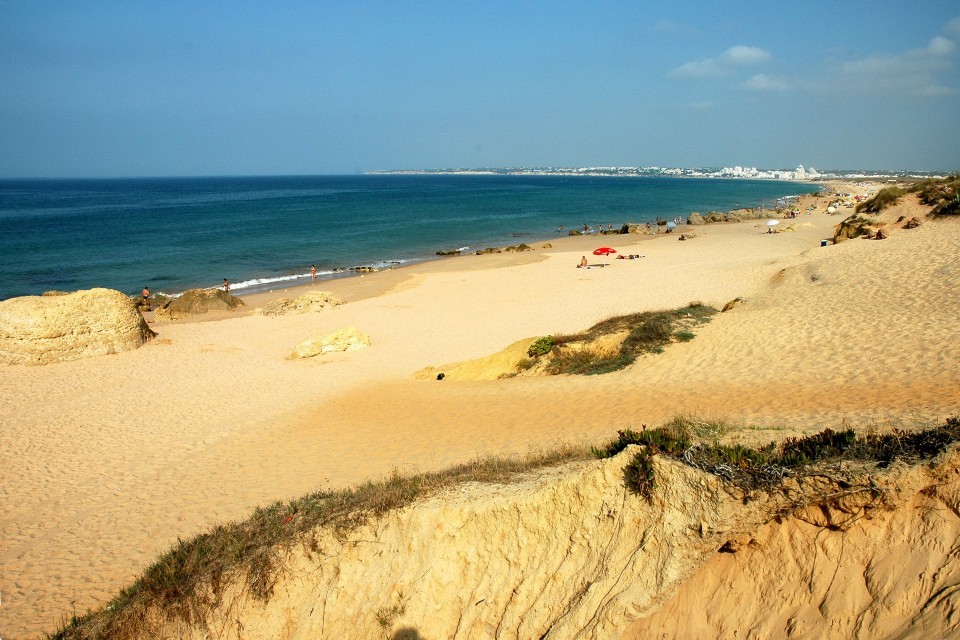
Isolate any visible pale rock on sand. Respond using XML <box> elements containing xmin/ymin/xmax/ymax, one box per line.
<box><xmin>256</xmin><ymin>290</ymin><xmax>342</xmax><ymax>316</ymax></box>
<box><xmin>290</xmin><ymin>326</ymin><xmax>369</xmax><ymax>359</ymax></box>
<box><xmin>0</xmin><ymin>287</ymin><xmax>153</xmax><ymax>365</ymax></box>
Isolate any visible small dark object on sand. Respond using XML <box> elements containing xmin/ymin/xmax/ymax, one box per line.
<box><xmin>436</xmin><ymin>373</ymin><xmax>445</xmax><ymax>380</ymax></box>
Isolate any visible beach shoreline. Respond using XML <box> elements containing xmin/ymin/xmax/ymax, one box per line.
<box><xmin>8</xmin><ymin>179</ymin><xmax>958</xmax><ymax>639</ymax></box>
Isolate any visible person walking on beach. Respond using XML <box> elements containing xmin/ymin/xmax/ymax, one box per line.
<box><xmin>311</xmin><ymin>264</ymin><xmax>317</xmax><ymax>282</ymax></box>
<box><xmin>141</xmin><ymin>287</ymin><xmax>151</xmax><ymax>311</ymax></box>
<box><xmin>223</xmin><ymin>278</ymin><xmax>230</xmax><ymax>293</ymax></box>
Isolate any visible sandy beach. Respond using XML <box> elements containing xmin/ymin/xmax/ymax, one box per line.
<box><xmin>3</xmin><ymin>182</ymin><xmax>959</xmax><ymax>638</ymax></box>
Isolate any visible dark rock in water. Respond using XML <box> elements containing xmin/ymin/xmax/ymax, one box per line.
<box><xmin>567</xmin><ymin>229</ymin><xmax>583</xmax><ymax>236</ymax></box>
<box><xmin>476</xmin><ymin>248</ymin><xmax>502</xmax><ymax>255</ymax></box>
<box><xmin>436</xmin><ymin>250</ymin><xmax>461</xmax><ymax>256</ymax></box>
<box><xmin>154</xmin><ymin>288</ymin><xmax>245</xmax><ymax>322</ymax></box>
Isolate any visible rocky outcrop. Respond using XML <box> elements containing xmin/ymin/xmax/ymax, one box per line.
<box><xmin>721</xmin><ymin>297</ymin><xmax>745</xmax><ymax>312</ymax></box>
<box><xmin>290</xmin><ymin>327</ymin><xmax>369</xmax><ymax>359</ymax></box>
<box><xmin>0</xmin><ymin>288</ymin><xmax>154</xmax><ymax>365</ymax></box>
<box><xmin>153</xmin><ymin>288</ymin><xmax>245</xmax><ymax>322</ymax></box>
<box><xmin>93</xmin><ymin>446</ymin><xmax>960</xmax><ymax>640</ymax></box>
<box><xmin>256</xmin><ymin>291</ymin><xmax>342</xmax><ymax>317</ymax></box>
<box><xmin>833</xmin><ymin>214</ymin><xmax>881</xmax><ymax>243</ymax></box>
<box><xmin>686</xmin><ymin>212</ymin><xmax>705</xmax><ymax>225</ymax></box>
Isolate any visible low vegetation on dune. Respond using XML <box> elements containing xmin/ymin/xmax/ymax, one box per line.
<box><xmin>856</xmin><ymin>174</ymin><xmax>959</xmax><ymax>216</ymax></box>
<box><xmin>50</xmin><ymin>446</ymin><xmax>592</xmax><ymax>640</ymax></box>
<box><xmin>517</xmin><ymin>303</ymin><xmax>717</xmax><ymax>376</ymax></box>
<box><xmin>914</xmin><ymin>173</ymin><xmax>960</xmax><ymax>216</ymax></box>
<box><xmin>594</xmin><ymin>416</ymin><xmax>960</xmax><ymax>500</ymax></box>
<box><xmin>51</xmin><ymin>413</ymin><xmax>960</xmax><ymax>639</ymax></box>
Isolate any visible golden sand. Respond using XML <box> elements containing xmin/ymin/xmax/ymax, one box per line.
<box><xmin>2</xmin><ymin>182</ymin><xmax>958</xmax><ymax>638</ymax></box>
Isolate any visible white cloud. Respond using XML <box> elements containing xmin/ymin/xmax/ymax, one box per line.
<box><xmin>920</xmin><ymin>84</ymin><xmax>958</xmax><ymax>96</ymax></box>
<box><xmin>835</xmin><ymin>20</ymin><xmax>958</xmax><ymax>97</ymax></box>
<box><xmin>670</xmin><ymin>45</ymin><xmax>771</xmax><ymax>78</ymax></box>
<box><xmin>721</xmin><ymin>45</ymin><xmax>771</xmax><ymax>66</ymax></box>
<box><xmin>927</xmin><ymin>36</ymin><xmax>955</xmax><ymax>56</ymax></box>
<box><xmin>743</xmin><ymin>74</ymin><xmax>789</xmax><ymax>92</ymax></box>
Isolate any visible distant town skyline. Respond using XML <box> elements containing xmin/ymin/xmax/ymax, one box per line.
<box><xmin>1</xmin><ymin>1</ymin><xmax>958</xmax><ymax>178</ymax></box>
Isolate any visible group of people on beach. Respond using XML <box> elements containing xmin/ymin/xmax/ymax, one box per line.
<box><xmin>140</xmin><ymin>264</ymin><xmax>319</xmax><ymax>314</ymax></box>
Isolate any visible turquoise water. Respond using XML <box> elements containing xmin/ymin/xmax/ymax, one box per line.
<box><xmin>0</xmin><ymin>174</ymin><xmax>816</xmax><ymax>301</ymax></box>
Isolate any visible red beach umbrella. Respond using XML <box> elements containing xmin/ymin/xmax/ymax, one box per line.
<box><xmin>593</xmin><ymin>246</ymin><xmax>617</xmax><ymax>266</ymax></box>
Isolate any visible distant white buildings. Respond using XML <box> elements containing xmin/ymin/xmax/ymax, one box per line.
<box><xmin>718</xmin><ymin>165</ymin><xmax>821</xmax><ymax>180</ymax></box>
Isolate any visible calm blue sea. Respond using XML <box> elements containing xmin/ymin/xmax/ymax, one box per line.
<box><xmin>0</xmin><ymin>174</ymin><xmax>816</xmax><ymax>301</ymax></box>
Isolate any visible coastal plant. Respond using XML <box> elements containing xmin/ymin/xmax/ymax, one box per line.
<box><xmin>613</xmin><ymin>416</ymin><xmax>960</xmax><ymax>496</ymax></box>
<box><xmin>912</xmin><ymin>174</ymin><xmax>960</xmax><ymax>216</ymax></box>
<box><xmin>624</xmin><ymin>450</ymin><xmax>657</xmax><ymax>499</ymax></box>
<box><xmin>50</xmin><ymin>445</ymin><xmax>593</xmax><ymax>640</ymax></box>
<box><xmin>591</xmin><ymin>427</ymin><xmax>690</xmax><ymax>459</ymax></box>
<box><xmin>540</xmin><ymin>304</ymin><xmax>718</xmax><ymax>376</ymax></box>
<box><xmin>856</xmin><ymin>186</ymin><xmax>905</xmax><ymax>213</ymax></box>
<box><xmin>660</xmin><ymin>414</ymin><xmax>737</xmax><ymax>440</ymax></box>
<box><xmin>527</xmin><ymin>335</ymin><xmax>555</xmax><ymax>358</ymax></box>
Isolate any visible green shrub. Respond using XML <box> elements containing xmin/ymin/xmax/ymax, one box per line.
<box><xmin>856</xmin><ymin>186</ymin><xmax>905</xmax><ymax>213</ymax></box>
<box><xmin>592</xmin><ymin>428</ymin><xmax>690</xmax><ymax>459</ymax></box>
<box><xmin>540</xmin><ymin>305</ymin><xmax>718</xmax><ymax>376</ymax></box>
<box><xmin>624</xmin><ymin>450</ymin><xmax>656</xmax><ymax>499</ymax></box>
<box><xmin>527</xmin><ymin>336</ymin><xmax>555</xmax><ymax>358</ymax></box>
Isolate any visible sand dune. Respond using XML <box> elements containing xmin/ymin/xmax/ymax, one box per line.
<box><xmin>2</xmin><ymin>184</ymin><xmax>958</xmax><ymax>638</ymax></box>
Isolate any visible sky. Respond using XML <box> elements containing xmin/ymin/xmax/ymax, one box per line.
<box><xmin>1</xmin><ymin>1</ymin><xmax>958</xmax><ymax>177</ymax></box>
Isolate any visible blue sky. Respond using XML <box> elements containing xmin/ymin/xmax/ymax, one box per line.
<box><xmin>1</xmin><ymin>1</ymin><xmax>958</xmax><ymax>177</ymax></box>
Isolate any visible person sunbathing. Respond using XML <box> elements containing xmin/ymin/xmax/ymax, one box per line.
<box><xmin>578</xmin><ymin>256</ymin><xmax>588</xmax><ymax>268</ymax></box>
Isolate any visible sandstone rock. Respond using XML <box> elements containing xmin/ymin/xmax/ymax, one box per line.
<box><xmin>875</xmin><ymin>227</ymin><xmax>889</xmax><ymax>240</ymax></box>
<box><xmin>0</xmin><ymin>288</ymin><xmax>154</xmax><ymax>365</ymax></box>
<box><xmin>833</xmin><ymin>214</ymin><xmax>879</xmax><ymax>243</ymax></box>
<box><xmin>721</xmin><ymin>297</ymin><xmax>745</xmax><ymax>312</ymax></box>
<box><xmin>687</xmin><ymin>212</ymin><xmax>705</xmax><ymax>225</ymax></box>
<box><xmin>291</xmin><ymin>327</ymin><xmax>369</xmax><ymax>359</ymax></box>
<box><xmin>103</xmin><ymin>447</ymin><xmax>960</xmax><ymax>640</ymax></box>
<box><xmin>703</xmin><ymin>211</ymin><xmax>728</xmax><ymax>223</ymax></box>
<box><xmin>504</xmin><ymin>243</ymin><xmax>533</xmax><ymax>252</ymax></box>
<box><xmin>476</xmin><ymin>248</ymin><xmax>502</xmax><ymax>255</ymax></box>
<box><xmin>153</xmin><ymin>288</ymin><xmax>245</xmax><ymax>322</ymax></box>
<box><xmin>41</xmin><ymin>290</ymin><xmax>70</xmax><ymax>296</ymax></box>
<box><xmin>257</xmin><ymin>291</ymin><xmax>343</xmax><ymax>317</ymax></box>
<box><xmin>904</xmin><ymin>216</ymin><xmax>922</xmax><ymax>229</ymax></box>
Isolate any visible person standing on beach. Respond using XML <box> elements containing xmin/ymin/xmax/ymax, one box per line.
<box><xmin>141</xmin><ymin>287</ymin><xmax>151</xmax><ymax>311</ymax></box>
<box><xmin>223</xmin><ymin>278</ymin><xmax>230</xmax><ymax>293</ymax></box>
<box><xmin>311</xmin><ymin>264</ymin><xmax>317</xmax><ymax>282</ymax></box>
